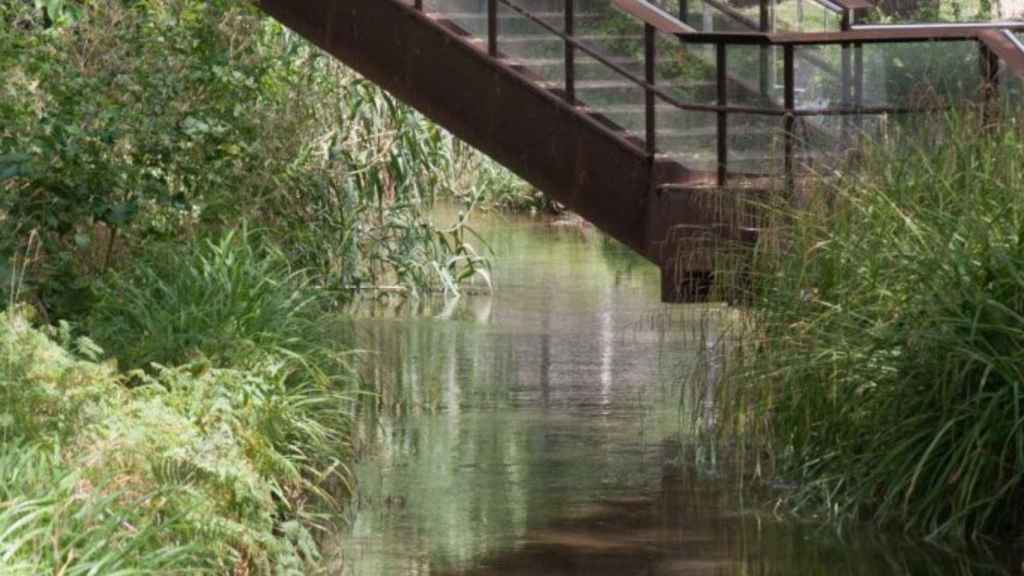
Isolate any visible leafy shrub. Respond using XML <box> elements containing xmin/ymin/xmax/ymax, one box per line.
<box><xmin>0</xmin><ymin>0</ymin><xmax>493</xmax><ymax>319</ymax></box>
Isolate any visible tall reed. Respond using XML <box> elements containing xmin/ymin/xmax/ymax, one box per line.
<box><xmin>712</xmin><ymin>112</ymin><xmax>1024</xmax><ymax>540</ymax></box>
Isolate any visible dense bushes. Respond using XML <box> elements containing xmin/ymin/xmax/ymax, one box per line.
<box><xmin>0</xmin><ymin>0</ymin><xmax>498</xmax><ymax>319</ymax></box>
<box><xmin>714</xmin><ymin>113</ymin><xmax>1024</xmax><ymax>540</ymax></box>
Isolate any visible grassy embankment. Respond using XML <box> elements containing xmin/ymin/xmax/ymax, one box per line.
<box><xmin>1</xmin><ymin>231</ymin><xmax>355</xmax><ymax>573</ymax></box>
<box><xmin>706</xmin><ymin>112</ymin><xmax>1024</xmax><ymax>541</ymax></box>
<box><xmin>0</xmin><ymin>0</ymin><xmax>532</xmax><ymax>572</ymax></box>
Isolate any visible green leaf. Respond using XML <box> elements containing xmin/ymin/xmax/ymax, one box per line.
<box><xmin>106</xmin><ymin>202</ymin><xmax>139</xmax><ymax>226</ymax></box>
<box><xmin>0</xmin><ymin>153</ymin><xmax>32</xmax><ymax>181</ymax></box>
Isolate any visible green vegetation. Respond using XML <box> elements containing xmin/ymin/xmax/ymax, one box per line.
<box><xmin>87</xmin><ymin>227</ymin><xmax>342</xmax><ymax>371</ymax></box>
<box><xmin>0</xmin><ymin>0</ymin><xmax>535</xmax><ymax>572</ymax></box>
<box><xmin>0</xmin><ymin>297</ymin><xmax>354</xmax><ymax>573</ymax></box>
<box><xmin>0</xmin><ymin>225</ymin><xmax>358</xmax><ymax>573</ymax></box>
<box><xmin>710</xmin><ymin>112</ymin><xmax>1024</xmax><ymax>540</ymax></box>
<box><xmin>0</xmin><ymin>0</ymin><xmax>515</xmax><ymax>317</ymax></box>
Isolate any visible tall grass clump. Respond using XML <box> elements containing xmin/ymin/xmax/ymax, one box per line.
<box><xmin>715</xmin><ymin>112</ymin><xmax>1024</xmax><ymax>540</ymax></box>
<box><xmin>88</xmin><ymin>227</ymin><xmax>328</xmax><ymax>370</ymax></box>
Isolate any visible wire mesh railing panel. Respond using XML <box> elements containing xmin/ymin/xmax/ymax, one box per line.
<box><xmin>657</xmin><ymin>41</ymin><xmax>718</xmax><ymax>105</ymax></box>
<box><xmin>858</xmin><ymin>0</ymin><xmax>1017</xmax><ymax>25</ymax></box>
<box><xmin>424</xmin><ymin>0</ymin><xmax>491</xmax><ymax>30</ymax></box>
<box><xmin>575</xmin><ymin>51</ymin><xmax>650</xmax><ymax>140</ymax></box>
<box><xmin>685</xmin><ymin>0</ymin><xmax>766</xmax><ymax>32</ymax></box>
<box><xmin>794</xmin><ymin>44</ymin><xmax>845</xmax><ymax>109</ymax></box>
<box><xmin>1000</xmin><ymin>60</ymin><xmax>1024</xmax><ymax>107</ymax></box>
<box><xmin>652</xmin><ymin>39</ymin><xmax>719</xmax><ymax>171</ymax></box>
<box><xmin>772</xmin><ymin>0</ymin><xmax>843</xmax><ymax>32</ymax></box>
<box><xmin>657</xmin><ymin>109</ymin><xmax>720</xmax><ymax>171</ymax></box>
<box><xmin>861</xmin><ymin>40</ymin><xmax>983</xmax><ymax>108</ymax></box>
<box><xmin>794</xmin><ymin>115</ymin><xmax>854</xmax><ymax>175</ymax></box>
<box><xmin>728</xmin><ymin>113</ymin><xmax>785</xmax><ymax>175</ymax></box>
<box><xmin>495</xmin><ymin>1</ymin><xmax>568</xmax><ymax>86</ymax></box>
<box><xmin>407</xmin><ymin>0</ymin><xmax>1024</xmax><ymax>187</ymax></box>
<box><xmin>727</xmin><ymin>44</ymin><xmax>783</xmax><ymax>106</ymax></box>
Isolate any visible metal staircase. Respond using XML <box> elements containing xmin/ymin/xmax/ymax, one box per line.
<box><xmin>257</xmin><ymin>0</ymin><xmax>1024</xmax><ymax>301</ymax></box>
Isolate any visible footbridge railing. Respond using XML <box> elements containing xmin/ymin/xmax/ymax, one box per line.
<box><xmin>408</xmin><ymin>0</ymin><xmax>1024</xmax><ymax>187</ymax></box>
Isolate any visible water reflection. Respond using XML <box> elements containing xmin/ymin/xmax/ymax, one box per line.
<box><xmin>331</xmin><ymin>212</ymin><xmax>1014</xmax><ymax>576</ymax></box>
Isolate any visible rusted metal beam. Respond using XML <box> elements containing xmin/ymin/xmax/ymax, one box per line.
<box><xmin>488</xmin><ymin>0</ymin><xmax>498</xmax><ymax>56</ymax></box>
<box><xmin>612</xmin><ymin>0</ymin><xmax>695</xmax><ymax>34</ymax></box>
<box><xmin>565</xmin><ymin>0</ymin><xmax>575</xmax><ymax>103</ymax></box>
<box><xmin>256</xmin><ymin>0</ymin><xmax>672</xmax><ymax>264</ymax></box>
<box><xmin>828</xmin><ymin>0</ymin><xmax>874</xmax><ymax>10</ymax></box>
<box><xmin>678</xmin><ymin>27</ymin><xmax>1019</xmax><ymax>45</ymax></box>
<box><xmin>716</xmin><ymin>42</ymin><xmax>728</xmax><ymax>186</ymax></box>
<box><xmin>783</xmin><ymin>44</ymin><xmax>795</xmax><ymax>191</ymax></box>
<box><xmin>979</xmin><ymin>29</ymin><xmax>1024</xmax><ymax>80</ymax></box>
<box><xmin>615</xmin><ymin>0</ymin><xmax>1024</xmax><ymax>45</ymax></box>
<box><xmin>645</xmin><ymin>23</ymin><xmax>657</xmax><ymax>156</ymax></box>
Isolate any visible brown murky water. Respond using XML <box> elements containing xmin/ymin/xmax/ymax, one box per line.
<box><xmin>330</xmin><ymin>211</ymin><xmax>1013</xmax><ymax>576</ymax></box>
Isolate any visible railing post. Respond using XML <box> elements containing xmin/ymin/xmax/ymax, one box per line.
<box><xmin>488</xmin><ymin>0</ymin><xmax>498</xmax><ymax>57</ymax></box>
<box><xmin>717</xmin><ymin>41</ymin><xmax>728</xmax><ymax>186</ymax></box>
<box><xmin>840</xmin><ymin>11</ymin><xmax>851</xmax><ymax>152</ymax></box>
<box><xmin>680</xmin><ymin>0</ymin><xmax>689</xmax><ymax>25</ymax></box>
<box><xmin>979</xmin><ymin>42</ymin><xmax>1000</xmax><ymax>128</ymax></box>
<box><xmin>854</xmin><ymin>41</ymin><xmax>863</xmax><ymax>136</ymax></box>
<box><xmin>759</xmin><ymin>0</ymin><xmax>770</xmax><ymax>98</ymax></box>
<box><xmin>565</xmin><ymin>0</ymin><xmax>576</xmax><ymax>103</ymax></box>
<box><xmin>783</xmin><ymin>43</ymin><xmax>795</xmax><ymax>191</ymax></box>
<box><xmin>645</xmin><ymin>23</ymin><xmax>657</xmax><ymax>156</ymax></box>
<box><xmin>414</xmin><ymin>0</ymin><xmax>423</xmax><ymax>10</ymax></box>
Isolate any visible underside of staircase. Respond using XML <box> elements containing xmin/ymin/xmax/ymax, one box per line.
<box><xmin>256</xmin><ymin>0</ymin><xmax>1024</xmax><ymax>302</ymax></box>
<box><xmin>257</xmin><ymin>0</ymin><xmax>737</xmax><ymax>302</ymax></box>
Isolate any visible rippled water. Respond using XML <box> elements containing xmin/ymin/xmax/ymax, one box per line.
<box><xmin>329</xmin><ymin>211</ymin><xmax>1012</xmax><ymax>576</ymax></box>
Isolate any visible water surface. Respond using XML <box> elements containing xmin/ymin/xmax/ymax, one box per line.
<box><xmin>331</xmin><ymin>211</ymin><xmax>1011</xmax><ymax>576</ymax></box>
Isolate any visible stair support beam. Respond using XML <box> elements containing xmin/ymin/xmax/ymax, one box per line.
<box><xmin>784</xmin><ymin>43</ymin><xmax>795</xmax><ymax>191</ymax></box>
<box><xmin>488</xmin><ymin>0</ymin><xmax>498</xmax><ymax>56</ymax></box>
<box><xmin>256</xmin><ymin>0</ymin><xmax>665</xmax><ymax>261</ymax></box>
<box><xmin>565</xmin><ymin>0</ymin><xmax>576</xmax><ymax>103</ymax></box>
<box><xmin>256</xmin><ymin>0</ymin><xmax>746</xmax><ymax>302</ymax></box>
<box><xmin>645</xmin><ymin>23</ymin><xmax>657</xmax><ymax>156</ymax></box>
<box><xmin>716</xmin><ymin>42</ymin><xmax>728</xmax><ymax>186</ymax></box>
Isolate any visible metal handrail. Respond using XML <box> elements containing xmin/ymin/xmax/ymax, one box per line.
<box><xmin>415</xmin><ymin>0</ymin><xmax>1024</xmax><ymax>188</ymax></box>
<box><xmin>493</xmin><ymin>0</ymin><xmax>793</xmax><ymax>115</ymax></box>
<box><xmin>853</xmin><ymin>21</ymin><xmax>1024</xmax><ymax>30</ymax></box>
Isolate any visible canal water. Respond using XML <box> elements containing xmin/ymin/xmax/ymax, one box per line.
<box><xmin>330</xmin><ymin>211</ymin><xmax>1011</xmax><ymax>576</ymax></box>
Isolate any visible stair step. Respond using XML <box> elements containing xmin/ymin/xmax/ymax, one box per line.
<box><xmin>469</xmin><ymin>34</ymin><xmax>643</xmax><ymax>45</ymax></box>
<box><xmin>511</xmin><ymin>55</ymin><xmax>646</xmax><ymax>81</ymax></box>
<box><xmin>436</xmin><ymin>11</ymin><xmax>603</xmax><ymax>20</ymax></box>
<box><xmin>657</xmin><ymin>150</ymin><xmax>828</xmax><ymax>174</ymax></box>
<box><xmin>535</xmin><ymin>78</ymin><xmax>718</xmax><ymax>107</ymax></box>
<box><xmin>432</xmin><ymin>10</ymin><xmax>605</xmax><ymax>36</ymax></box>
<box><xmin>538</xmin><ymin>79</ymin><xmax>714</xmax><ymax>91</ymax></box>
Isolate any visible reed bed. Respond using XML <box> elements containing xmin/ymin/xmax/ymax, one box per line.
<box><xmin>709</xmin><ymin>112</ymin><xmax>1024</xmax><ymax>540</ymax></box>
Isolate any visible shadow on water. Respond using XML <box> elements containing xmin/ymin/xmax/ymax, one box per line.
<box><xmin>330</xmin><ymin>209</ymin><xmax>1018</xmax><ymax>576</ymax></box>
